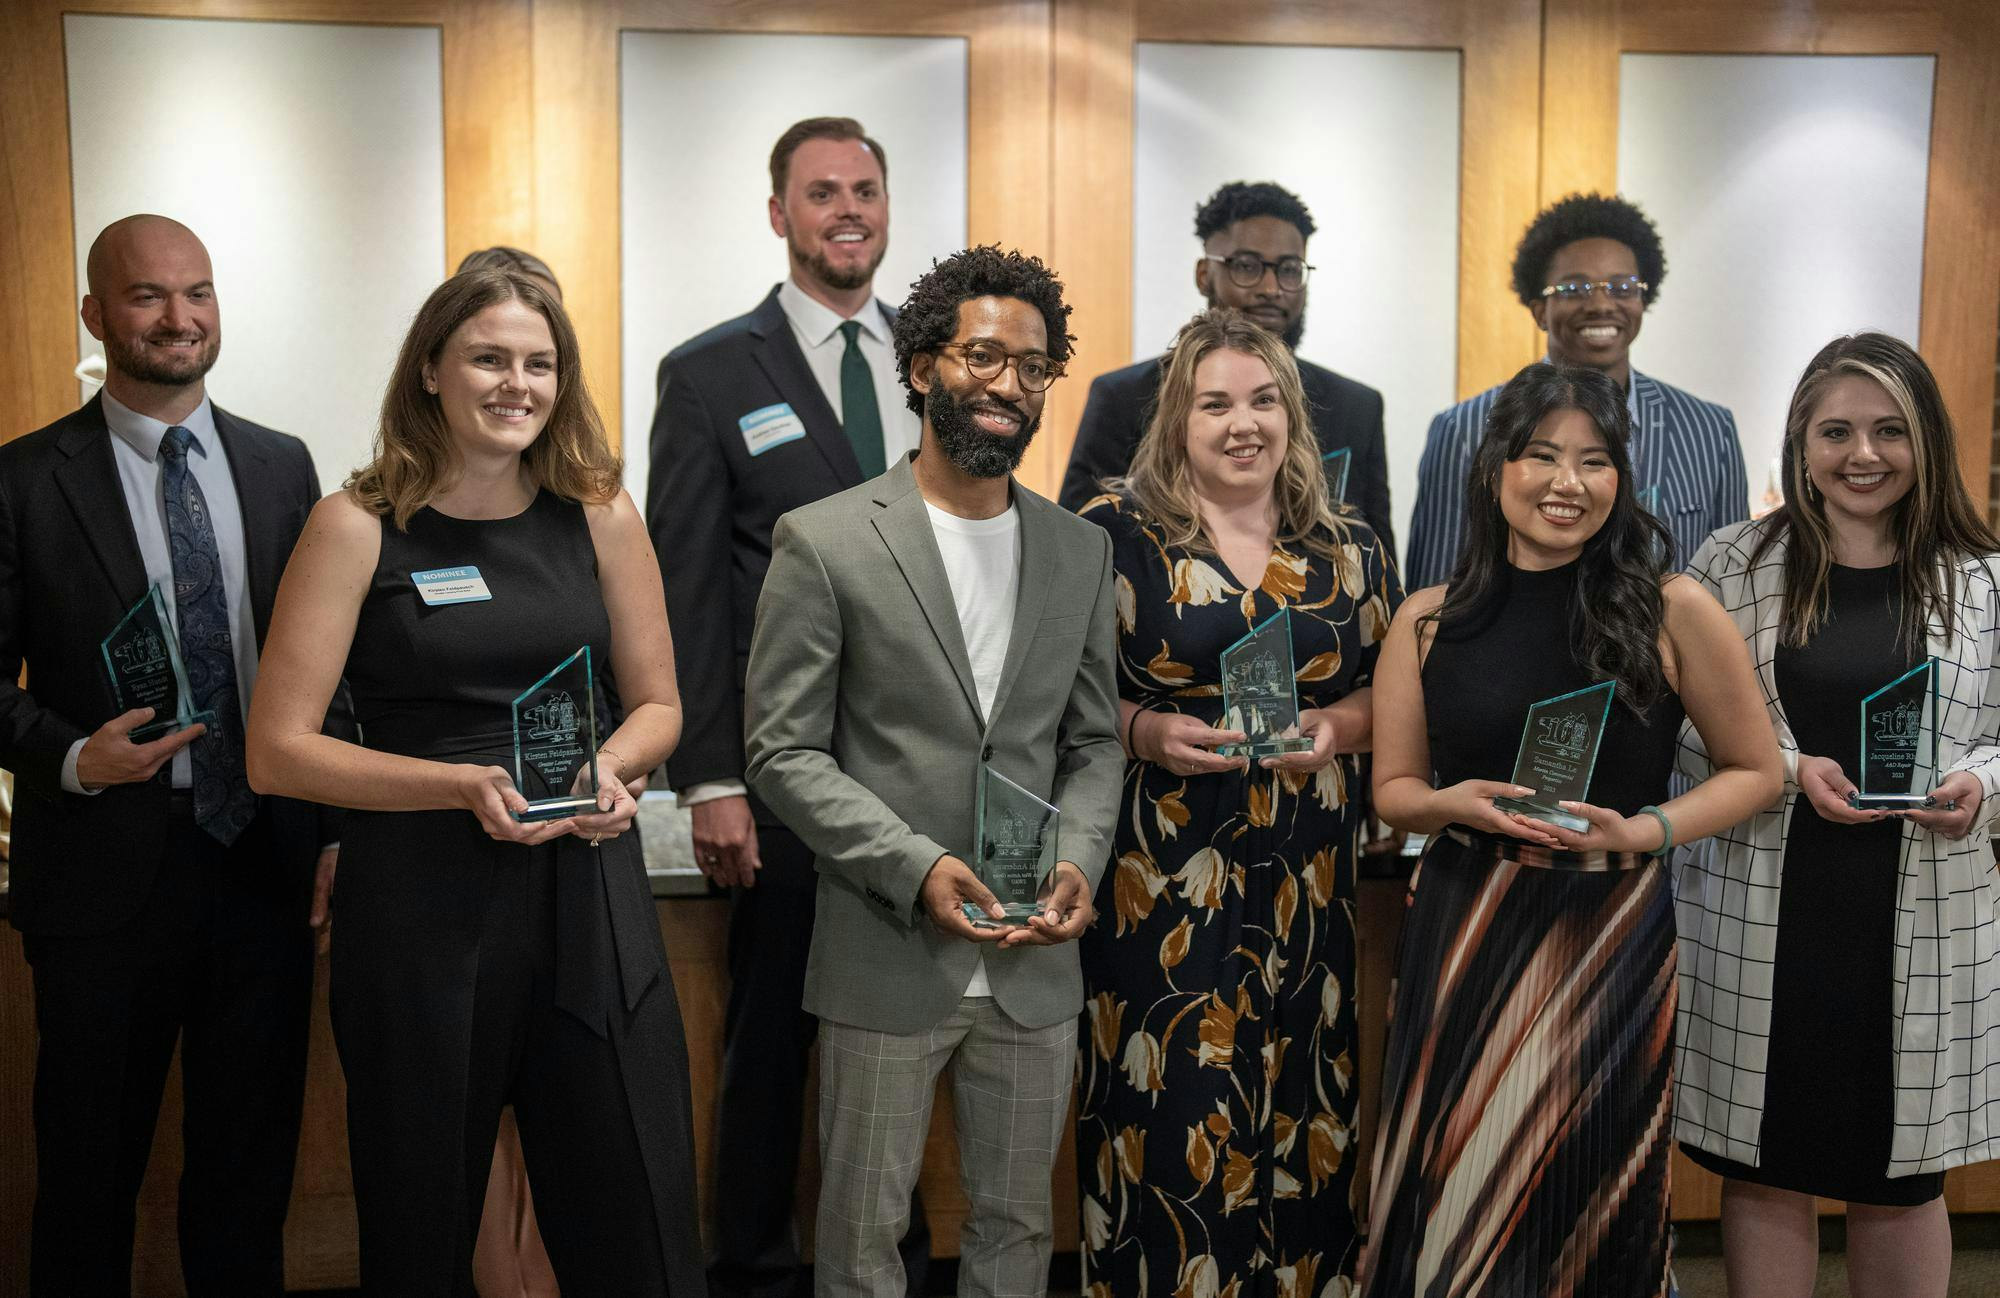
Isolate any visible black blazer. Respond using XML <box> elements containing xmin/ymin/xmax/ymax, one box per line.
<box><xmin>1056</xmin><ymin>354</ymin><xmax>1395</xmax><ymax>555</ymax></box>
<box><xmin>645</xmin><ymin>285</ymin><xmax>894</xmax><ymax>819</ymax></box>
<box><xmin>0</xmin><ymin>395</ymin><xmax>338</xmax><ymax>937</ymax></box>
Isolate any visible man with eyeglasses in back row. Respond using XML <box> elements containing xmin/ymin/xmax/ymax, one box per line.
<box><xmin>1405</xmin><ymin>192</ymin><xmax>1747</xmax><ymax>588</ymax></box>
<box><xmin>1057</xmin><ymin>180</ymin><xmax>1396</xmax><ymax>554</ymax></box>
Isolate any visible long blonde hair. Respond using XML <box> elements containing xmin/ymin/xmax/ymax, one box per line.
<box><xmin>346</xmin><ymin>268</ymin><xmax>620</xmax><ymax>527</ymax></box>
<box><xmin>1751</xmin><ymin>332</ymin><xmax>1999</xmax><ymax>649</ymax></box>
<box><xmin>1115</xmin><ymin>308</ymin><xmax>1351</xmax><ymax>561</ymax></box>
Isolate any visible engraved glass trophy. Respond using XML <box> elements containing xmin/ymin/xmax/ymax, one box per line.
<box><xmin>1492</xmin><ymin>681</ymin><xmax>1615</xmax><ymax>833</ymax></box>
<box><xmin>1848</xmin><ymin>658</ymin><xmax>1951</xmax><ymax>810</ymax></box>
<box><xmin>964</xmin><ymin>765</ymin><xmax>1060</xmax><ymax>929</ymax></box>
<box><xmin>100</xmin><ymin>584</ymin><xmax>214</xmax><ymax>742</ymax></box>
<box><xmin>1321</xmin><ymin>448</ymin><xmax>1352</xmax><ymax>505</ymax></box>
<box><xmin>1219</xmin><ymin>608</ymin><xmax>1315</xmax><ymax>757</ymax></box>
<box><xmin>510</xmin><ymin>646</ymin><xmax>600</xmax><ymax>821</ymax></box>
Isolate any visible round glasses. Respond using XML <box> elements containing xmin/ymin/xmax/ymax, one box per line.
<box><xmin>1540</xmin><ymin>276</ymin><xmax>1649</xmax><ymax>302</ymax></box>
<box><xmin>937</xmin><ymin>342</ymin><xmax>1065</xmax><ymax>393</ymax></box>
<box><xmin>1205</xmin><ymin>252</ymin><xmax>1312</xmax><ymax>291</ymax></box>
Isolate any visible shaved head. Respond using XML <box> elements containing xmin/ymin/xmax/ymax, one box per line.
<box><xmin>85</xmin><ymin>214</ymin><xmax>208</xmax><ymax>298</ymax></box>
<box><xmin>81</xmin><ymin>214</ymin><xmax>220</xmax><ymax>401</ymax></box>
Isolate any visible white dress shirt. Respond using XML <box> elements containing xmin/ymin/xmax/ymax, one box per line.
<box><xmin>679</xmin><ymin>278</ymin><xmax>921</xmax><ymax>815</ymax></box>
<box><xmin>62</xmin><ymin>390</ymin><xmax>258</xmax><ymax>793</ymax></box>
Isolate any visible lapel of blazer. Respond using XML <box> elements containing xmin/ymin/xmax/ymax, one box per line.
<box><xmin>1629</xmin><ymin>371</ymin><xmax>1664</xmax><ymax>482</ymax></box>
<box><xmin>984</xmin><ymin>485</ymin><xmax>1056</xmax><ymax>729</ymax></box>
<box><xmin>747</xmin><ymin>285</ymin><xmax>863</xmax><ymax>486</ymax></box>
<box><xmin>52</xmin><ymin>394</ymin><xmax>150</xmax><ymax>608</ymax></box>
<box><xmin>870</xmin><ymin>455</ymin><xmax>982</xmax><ymax>722</ymax></box>
<box><xmin>211</xmin><ymin>406</ymin><xmax>285</xmax><ymax>645</ymax></box>
<box><xmin>1735</xmin><ymin>530</ymin><xmax>1791</xmax><ymax>737</ymax></box>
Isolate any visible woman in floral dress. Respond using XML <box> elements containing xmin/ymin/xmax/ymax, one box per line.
<box><xmin>1075</xmin><ymin>309</ymin><xmax>1400</xmax><ymax>1296</ymax></box>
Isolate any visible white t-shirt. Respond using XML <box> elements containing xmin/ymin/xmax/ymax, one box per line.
<box><xmin>925</xmin><ymin>500</ymin><xmax>1022</xmax><ymax>997</ymax></box>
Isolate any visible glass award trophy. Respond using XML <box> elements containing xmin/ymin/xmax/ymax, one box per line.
<box><xmin>1321</xmin><ymin>448</ymin><xmax>1352</xmax><ymax>505</ymax></box>
<box><xmin>510</xmin><ymin>646</ymin><xmax>600</xmax><ymax>822</ymax></box>
<box><xmin>965</xmin><ymin>764</ymin><xmax>1060</xmax><ymax>929</ymax></box>
<box><xmin>1491</xmin><ymin>681</ymin><xmax>1615</xmax><ymax>833</ymax></box>
<box><xmin>1219</xmin><ymin>608</ymin><xmax>1315</xmax><ymax>757</ymax></box>
<box><xmin>100</xmin><ymin>584</ymin><xmax>214</xmax><ymax>742</ymax></box>
<box><xmin>1848</xmin><ymin>658</ymin><xmax>1951</xmax><ymax>810</ymax></box>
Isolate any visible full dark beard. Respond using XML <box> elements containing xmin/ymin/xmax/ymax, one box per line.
<box><xmin>928</xmin><ymin>382</ymin><xmax>1039</xmax><ymax>479</ymax></box>
<box><xmin>1202</xmin><ymin>290</ymin><xmax>1308</xmax><ymax>351</ymax></box>
<box><xmin>105</xmin><ymin>330</ymin><xmax>219</xmax><ymax>387</ymax></box>
<box><xmin>794</xmin><ymin>236</ymin><xmax>884</xmax><ymax>293</ymax></box>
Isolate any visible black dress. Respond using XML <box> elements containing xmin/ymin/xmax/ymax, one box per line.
<box><xmin>331</xmin><ymin>490</ymin><xmax>704</xmax><ymax>1294</ymax></box>
<box><xmin>1682</xmin><ymin>562</ymin><xmax>1946</xmax><ymax>1205</ymax></box>
<box><xmin>1363</xmin><ymin>561</ymin><xmax>1683</xmax><ymax>1298</ymax></box>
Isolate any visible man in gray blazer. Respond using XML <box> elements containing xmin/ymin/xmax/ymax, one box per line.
<box><xmin>746</xmin><ymin>246</ymin><xmax>1122</xmax><ymax>1298</ymax></box>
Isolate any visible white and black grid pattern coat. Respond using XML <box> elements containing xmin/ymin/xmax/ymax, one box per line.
<box><xmin>1673</xmin><ymin>519</ymin><xmax>2000</xmax><ymax>1176</ymax></box>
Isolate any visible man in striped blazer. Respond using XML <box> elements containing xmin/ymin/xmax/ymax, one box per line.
<box><xmin>1405</xmin><ymin>193</ymin><xmax>1746</xmax><ymax>588</ymax></box>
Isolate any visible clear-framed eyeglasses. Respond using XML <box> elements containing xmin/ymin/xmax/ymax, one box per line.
<box><xmin>1204</xmin><ymin>253</ymin><xmax>1313</xmax><ymax>292</ymax></box>
<box><xmin>1540</xmin><ymin>276</ymin><xmax>1649</xmax><ymax>302</ymax></box>
<box><xmin>936</xmin><ymin>342</ymin><xmax>1065</xmax><ymax>393</ymax></box>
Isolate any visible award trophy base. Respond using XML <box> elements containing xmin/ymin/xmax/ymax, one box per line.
<box><xmin>1221</xmin><ymin>735</ymin><xmax>1316</xmax><ymax>759</ymax></box>
<box><xmin>962</xmin><ymin>899</ymin><xmax>1045</xmax><ymax>930</ymax></box>
<box><xmin>129</xmin><ymin>707</ymin><xmax>216</xmax><ymax>744</ymax></box>
<box><xmin>1847</xmin><ymin>791</ymin><xmax>1952</xmax><ymax>811</ymax></box>
<box><xmin>513</xmin><ymin>794</ymin><xmax>601</xmax><ymax>823</ymax></box>
<box><xmin>1492</xmin><ymin>794</ymin><xmax>1589</xmax><ymax>834</ymax></box>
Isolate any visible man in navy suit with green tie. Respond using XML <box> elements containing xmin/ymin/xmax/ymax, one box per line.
<box><xmin>644</xmin><ymin>116</ymin><xmax>930</xmax><ymax>1298</ymax></box>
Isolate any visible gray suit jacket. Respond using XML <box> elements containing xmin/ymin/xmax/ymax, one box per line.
<box><xmin>745</xmin><ymin>453</ymin><xmax>1124</xmax><ymax>1034</ymax></box>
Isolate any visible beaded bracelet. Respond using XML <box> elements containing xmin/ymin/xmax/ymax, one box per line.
<box><xmin>1637</xmin><ymin>804</ymin><xmax>1675</xmax><ymax>858</ymax></box>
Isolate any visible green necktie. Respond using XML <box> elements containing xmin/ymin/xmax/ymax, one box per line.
<box><xmin>839</xmin><ymin>320</ymin><xmax>887</xmax><ymax>479</ymax></box>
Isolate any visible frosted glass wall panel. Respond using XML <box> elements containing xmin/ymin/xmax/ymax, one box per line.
<box><xmin>67</xmin><ymin>15</ymin><xmax>446</xmax><ymax>491</ymax></box>
<box><xmin>1618</xmin><ymin>54</ymin><xmax>1932</xmax><ymax>510</ymax></box>
<box><xmin>1133</xmin><ymin>43</ymin><xmax>1461</xmax><ymax>555</ymax></box>
<box><xmin>621</xmin><ymin>32</ymin><xmax>968</xmax><ymax>495</ymax></box>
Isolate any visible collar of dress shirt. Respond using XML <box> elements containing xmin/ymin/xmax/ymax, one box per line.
<box><xmin>778</xmin><ymin>276</ymin><xmax>886</xmax><ymax>348</ymax></box>
<box><xmin>1537</xmin><ymin>354</ymin><xmax>1643</xmax><ymax>427</ymax></box>
<box><xmin>100</xmin><ymin>387</ymin><xmax>220</xmax><ymax>462</ymax></box>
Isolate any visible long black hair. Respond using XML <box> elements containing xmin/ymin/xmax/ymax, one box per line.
<box><xmin>1424</xmin><ymin>362</ymin><xmax>1674</xmax><ymax>714</ymax></box>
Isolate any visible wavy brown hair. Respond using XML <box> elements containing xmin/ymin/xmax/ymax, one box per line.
<box><xmin>346</xmin><ymin>268</ymin><xmax>620</xmax><ymax>528</ymax></box>
<box><xmin>1751</xmin><ymin>332</ymin><xmax>2000</xmax><ymax>650</ymax></box>
<box><xmin>1114</xmin><ymin>308</ymin><xmax>1352</xmax><ymax>562</ymax></box>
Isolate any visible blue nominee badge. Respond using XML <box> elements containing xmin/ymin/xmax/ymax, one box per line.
<box><xmin>738</xmin><ymin>403</ymin><xmax>808</xmax><ymax>456</ymax></box>
<box><xmin>411</xmin><ymin>565</ymin><xmax>494</xmax><ymax>606</ymax></box>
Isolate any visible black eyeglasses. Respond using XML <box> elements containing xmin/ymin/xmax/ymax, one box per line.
<box><xmin>1205</xmin><ymin>252</ymin><xmax>1313</xmax><ymax>291</ymax></box>
<box><xmin>1540</xmin><ymin>276</ymin><xmax>1648</xmax><ymax>302</ymax></box>
<box><xmin>936</xmin><ymin>342</ymin><xmax>1065</xmax><ymax>392</ymax></box>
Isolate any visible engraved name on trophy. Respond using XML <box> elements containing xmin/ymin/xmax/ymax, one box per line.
<box><xmin>1321</xmin><ymin>448</ymin><xmax>1352</xmax><ymax>506</ymax></box>
<box><xmin>1219</xmin><ymin>607</ymin><xmax>1315</xmax><ymax>757</ymax></box>
<box><xmin>100</xmin><ymin>584</ymin><xmax>215</xmax><ymax>742</ymax></box>
<box><xmin>510</xmin><ymin>646</ymin><xmax>600</xmax><ymax>821</ymax></box>
<box><xmin>1492</xmin><ymin>681</ymin><xmax>1615</xmax><ymax>833</ymax></box>
<box><xmin>964</xmin><ymin>764</ymin><xmax>1061</xmax><ymax>929</ymax></box>
<box><xmin>1848</xmin><ymin>658</ymin><xmax>1952</xmax><ymax>810</ymax></box>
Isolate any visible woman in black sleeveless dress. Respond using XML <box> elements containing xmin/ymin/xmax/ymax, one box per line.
<box><xmin>1362</xmin><ymin>363</ymin><xmax>1782</xmax><ymax>1297</ymax></box>
<box><xmin>246</xmin><ymin>269</ymin><xmax>701</xmax><ymax>1294</ymax></box>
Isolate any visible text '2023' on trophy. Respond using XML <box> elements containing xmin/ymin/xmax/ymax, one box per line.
<box><xmin>964</xmin><ymin>765</ymin><xmax>1060</xmax><ymax>929</ymax></box>
<box><xmin>101</xmin><ymin>583</ymin><xmax>216</xmax><ymax>742</ymax></box>
<box><xmin>1220</xmin><ymin>608</ymin><xmax>1314</xmax><ymax>758</ymax></box>
<box><xmin>1321</xmin><ymin>448</ymin><xmax>1351</xmax><ymax>506</ymax></box>
<box><xmin>1491</xmin><ymin>680</ymin><xmax>1615</xmax><ymax>833</ymax></box>
<box><xmin>1848</xmin><ymin>657</ymin><xmax>1952</xmax><ymax>810</ymax></box>
<box><xmin>510</xmin><ymin>645</ymin><xmax>600</xmax><ymax>822</ymax></box>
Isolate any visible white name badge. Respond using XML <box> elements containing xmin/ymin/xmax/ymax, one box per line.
<box><xmin>411</xmin><ymin>565</ymin><xmax>493</xmax><ymax>606</ymax></box>
<box><xmin>739</xmin><ymin>403</ymin><xmax>808</xmax><ymax>457</ymax></box>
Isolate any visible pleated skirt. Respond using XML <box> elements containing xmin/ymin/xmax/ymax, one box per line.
<box><xmin>1361</xmin><ymin>830</ymin><xmax>1675</xmax><ymax>1298</ymax></box>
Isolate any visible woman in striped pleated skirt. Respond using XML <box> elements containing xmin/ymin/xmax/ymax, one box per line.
<box><xmin>1361</xmin><ymin>362</ymin><xmax>1782</xmax><ymax>1296</ymax></box>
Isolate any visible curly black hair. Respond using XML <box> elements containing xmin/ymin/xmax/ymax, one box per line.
<box><xmin>1192</xmin><ymin>180</ymin><xmax>1316</xmax><ymax>243</ymax></box>
<box><xmin>1510</xmin><ymin>192</ymin><xmax>1667</xmax><ymax>307</ymax></box>
<box><xmin>892</xmin><ymin>246</ymin><xmax>1076</xmax><ymax>415</ymax></box>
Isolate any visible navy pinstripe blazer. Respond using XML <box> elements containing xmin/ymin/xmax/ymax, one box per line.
<box><xmin>1403</xmin><ymin>369</ymin><xmax>1747</xmax><ymax>588</ymax></box>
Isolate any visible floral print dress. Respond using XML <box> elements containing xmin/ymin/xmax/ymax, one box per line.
<box><xmin>1075</xmin><ymin>494</ymin><xmax>1400</xmax><ymax>1298</ymax></box>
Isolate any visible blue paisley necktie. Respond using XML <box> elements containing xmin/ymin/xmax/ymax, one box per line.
<box><xmin>160</xmin><ymin>425</ymin><xmax>256</xmax><ymax>845</ymax></box>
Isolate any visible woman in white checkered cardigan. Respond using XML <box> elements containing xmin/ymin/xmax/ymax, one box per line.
<box><xmin>1674</xmin><ymin>333</ymin><xmax>2000</xmax><ymax>1297</ymax></box>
